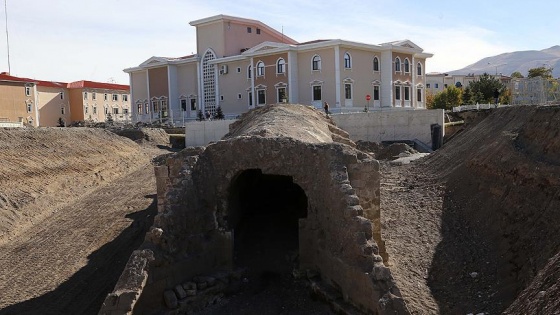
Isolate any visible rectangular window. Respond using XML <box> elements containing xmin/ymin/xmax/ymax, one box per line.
<box><xmin>137</xmin><ymin>103</ymin><xmax>143</xmax><ymax>115</ymax></box>
<box><xmin>435</xmin><ymin>83</ymin><xmax>439</xmax><ymax>89</ymax></box>
<box><xmin>220</xmin><ymin>95</ymin><xmax>224</xmax><ymax>101</ymax></box>
<box><xmin>278</xmin><ymin>88</ymin><xmax>286</xmax><ymax>103</ymax></box>
<box><xmin>59</xmin><ymin>92</ymin><xmax>64</xmax><ymax>100</ymax></box>
<box><xmin>181</xmin><ymin>99</ymin><xmax>187</xmax><ymax>111</ymax></box>
<box><xmin>257</xmin><ymin>90</ymin><xmax>266</xmax><ymax>105</ymax></box>
<box><xmin>256</xmin><ymin>28</ymin><xmax>261</xmax><ymax>34</ymax></box>
<box><xmin>374</xmin><ymin>86</ymin><xmax>380</xmax><ymax>100</ymax></box>
<box><xmin>190</xmin><ymin>99</ymin><xmax>196</xmax><ymax>111</ymax></box>
<box><xmin>104</xmin><ymin>93</ymin><xmax>108</xmax><ymax>101</ymax></box>
<box><xmin>112</xmin><ymin>94</ymin><xmax>118</xmax><ymax>101</ymax></box>
<box><xmin>92</xmin><ymin>92</ymin><xmax>96</xmax><ymax>100</ymax></box>
<box><xmin>83</xmin><ymin>92</ymin><xmax>88</xmax><ymax>100</ymax></box>
<box><xmin>444</xmin><ymin>84</ymin><xmax>448</xmax><ymax>88</ymax></box>
<box><xmin>247</xmin><ymin>27</ymin><xmax>252</xmax><ymax>33</ymax></box>
<box><xmin>27</xmin><ymin>103</ymin><xmax>32</xmax><ymax>112</ymax></box>
<box><xmin>145</xmin><ymin>103</ymin><xmax>150</xmax><ymax>114</ymax></box>
<box><xmin>122</xmin><ymin>94</ymin><xmax>128</xmax><ymax>102</ymax></box>
<box><xmin>237</xmin><ymin>67</ymin><xmax>241</xmax><ymax>73</ymax></box>
<box><xmin>113</xmin><ymin>107</ymin><xmax>119</xmax><ymax>115</ymax></box>
<box><xmin>152</xmin><ymin>100</ymin><xmax>159</xmax><ymax>112</ymax></box>
<box><xmin>417</xmin><ymin>89</ymin><xmax>422</xmax><ymax>102</ymax></box>
<box><xmin>404</xmin><ymin>86</ymin><xmax>410</xmax><ymax>101</ymax></box>
<box><xmin>93</xmin><ymin>106</ymin><xmax>97</xmax><ymax>114</ymax></box>
<box><xmin>123</xmin><ymin>108</ymin><xmax>129</xmax><ymax>115</ymax></box>
<box><xmin>238</xmin><ymin>93</ymin><xmax>242</xmax><ymax>99</ymax></box>
<box><xmin>105</xmin><ymin>107</ymin><xmax>109</xmax><ymax>114</ymax></box>
<box><xmin>248</xmin><ymin>92</ymin><xmax>253</xmax><ymax>107</ymax></box>
<box><xmin>313</xmin><ymin>85</ymin><xmax>322</xmax><ymax>101</ymax></box>
<box><xmin>25</xmin><ymin>86</ymin><xmax>31</xmax><ymax>96</ymax></box>
<box><xmin>395</xmin><ymin>86</ymin><xmax>401</xmax><ymax>100</ymax></box>
<box><xmin>61</xmin><ymin>107</ymin><xmax>65</xmax><ymax>115</ymax></box>
<box><xmin>426</xmin><ymin>83</ymin><xmax>431</xmax><ymax>88</ymax></box>
<box><xmin>344</xmin><ymin>84</ymin><xmax>352</xmax><ymax>99</ymax></box>
<box><xmin>85</xmin><ymin>106</ymin><xmax>89</xmax><ymax>114</ymax></box>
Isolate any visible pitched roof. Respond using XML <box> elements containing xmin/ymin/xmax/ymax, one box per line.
<box><xmin>66</xmin><ymin>80</ymin><xmax>129</xmax><ymax>91</ymax></box>
<box><xmin>0</xmin><ymin>72</ymin><xmax>67</xmax><ymax>88</ymax></box>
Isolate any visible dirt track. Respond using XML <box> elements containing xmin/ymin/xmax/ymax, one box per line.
<box><xmin>0</xmin><ymin>128</ymin><xmax>165</xmax><ymax>314</ymax></box>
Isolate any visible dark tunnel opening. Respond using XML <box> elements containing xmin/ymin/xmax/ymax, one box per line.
<box><xmin>228</xmin><ymin>169</ymin><xmax>308</xmax><ymax>281</ymax></box>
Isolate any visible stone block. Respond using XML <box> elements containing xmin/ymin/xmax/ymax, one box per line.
<box><xmin>174</xmin><ymin>284</ymin><xmax>187</xmax><ymax>299</ymax></box>
<box><xmin>163</xmin><ymin>290</ymin><xmax>178</xmax><ymax>309</ymax></box>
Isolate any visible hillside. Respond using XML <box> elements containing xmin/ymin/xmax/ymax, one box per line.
<box><xmin>0</xmin><ymin>128</ymin><xmax>167</xmax><ymax>314</ymax></box>
<box><xmin>449</xmin><ymin>45</ymin><xmax>560</xmax><ymax>77</ymax></box>
<box><xmin>381</xmin><ymin>105</ymin><xmax>560</xmax><ymax>314</ymax></box>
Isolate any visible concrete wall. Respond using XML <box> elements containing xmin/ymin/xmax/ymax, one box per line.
<box><xmin>185</xmin><ymin>120</ymin><xmax>233</xmax><ymax>146</ymax></box>
<box><xmin>185</xmin><ymin>108</ymin><xmax>444</xmax><ymax>147</ymax></box>
<box><xmin>332</xmin><ymin>109</ymin><xmax>444</xmax><ymax>146</ymax></box>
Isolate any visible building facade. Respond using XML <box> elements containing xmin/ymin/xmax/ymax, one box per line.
<box><xmin>0</xmin><ymin>72</ymin><xmax>130</xmax><ymax>126</ymax></box>
<box><xmin>68</xmin><ymin>80</ymin><xmax>131</xmax><ymax>123</ymax></box>
<box><xmin>125</xmin><ymin>15</ymin><xmax>433</xmax><ymax>124</ymax></box>
<box><xmin>426</xmin><ymin>73</ymin><xmax>512</xmax><ymax>95</ymax></box>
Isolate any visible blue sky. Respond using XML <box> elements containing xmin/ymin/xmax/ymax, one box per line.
<box><xmin>1</xmin><ymin>0</ymin><xmax>559</xmax><ymax>84</ymax></box>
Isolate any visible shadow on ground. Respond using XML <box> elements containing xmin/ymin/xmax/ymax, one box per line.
<box><xmin>0</xmin><ymin>195</ymin><xmax>157</xmax><ymax>315</ymax></box>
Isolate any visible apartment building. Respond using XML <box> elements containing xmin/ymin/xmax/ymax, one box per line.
<box><xmin>67</xmin><ymin>80</ymin><xmax>131</xmax><ymax>123</ymax></box>
<box><xmin>125</xmin><ymin>15</ymin><xmax>433</xmax><ymax>123</ymax></box>
<box><xmin>426</xmin><ymin>73</ymin><xmax>512</xmax><ymax>95</ymax></box>
<box><xmin>0</xmin><ymin>72</ymin><xmax>130</xmax><ymax>126</ymax></box>
<box><xmin>0</xmin><ymin>72</ymin><xmax>70</xmax><ymax>126</ymax></box>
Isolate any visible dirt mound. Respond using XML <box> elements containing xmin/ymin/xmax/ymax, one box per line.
<box><xmin>110</xmin><ymin>127</ymin><xmax>170</xmax><ymax>147</ymax></box>
<box><xmin>385</xmin><ymin>105</ymin><xmax>560</xmax><ymax>314</ymax></box>
<box><xmin>0</xmin><ymin>127</ymin><xmax>148</xmax><ymax>243</ymax></box>
<box><xmin>356</xmin><ymin>140</ymin><xmax>418</xmax><ymax>160</ymax></box>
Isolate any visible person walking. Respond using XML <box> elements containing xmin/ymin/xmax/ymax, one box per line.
<box><xmin>323</xmin><ymin>102</ymin><xmax>329</xmax><ymax>117</ymax></box>
<box><xmin>493</xmin><ymin>88</ymin><xmax>500</xmax><ymax>105</ymax></box>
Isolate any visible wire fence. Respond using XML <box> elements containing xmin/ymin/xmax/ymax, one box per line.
<box><xmin>510</xmin><ymin>77</ymin><xmax>560</xmax><ymax>105</ymax></box>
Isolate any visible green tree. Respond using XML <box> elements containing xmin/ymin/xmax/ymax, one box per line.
<box><xmin>468</xmin><ymin>73</ymin><xmax>505</xmax><ymax>103</ymax></box>
<box><xmin>511</xmin><ymin>71</ymin><xmax>524</xmax><ymax>78</ymax></box>
<box><xmin>426</xmin><ymin>90</ymin><xmax>435</xmax><ymax>108</ymax></box>
<box><xmin>213</xmin><ymin>106</ymin><xmax>225</xmax><ymax>120</ymax></box>
<box><xmin>499</xmin><ymin>88</ymin><xmax>512</xmax><ymax>104</ymax></box>
<box><xmin>428</xmin><ymin>86</ymin><xmax>462</xmax><ymax>110</ymax></box>
<box><xmin>462</xmin><ymin>86</ymin><xmax>475</xmax><ymax>105</ymax></box>
<box><xmin>528</xmin><ymin>66</ymin><xmax>553</xmax><ymax>79</ymax></box>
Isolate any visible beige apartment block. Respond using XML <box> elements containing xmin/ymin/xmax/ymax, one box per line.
<box><xmin>125</xmin><ymin>15</ymin><xmax>433</xmax><ymax>124</ymax></box>
<box><xmin>68</xmin><ymin>80</ymin><xmax>130</xmax><ymax>123</ymax></box>
<box><xmin>0</xmin><ymin>72</ymin><xmax>70</xmax><ymax>127</ymax></box>
<box><xmin>0</xmin><ymin>73</ymin><xmax>130</xmax><ymax>126</ymax></box>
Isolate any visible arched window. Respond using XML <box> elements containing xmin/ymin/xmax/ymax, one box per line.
<box><xmin>395</xmin><ymin>57</ymin><xmax>401</xmax><ymax>72</ymax></box>
<box><xmin>417</xmin><ymin>62</ymin><xmax>422</xmax><ymax>75</ymax></box>
<box><xmin>277</xmin><ymin>58</ymin><xmax>286</xmax><ymax>74</ymax></box>
<box><xmin>312</xmin><ymin>55</ymin><xmax>321</xmax><ymax>71</ymax></box>
<box><xmin>373</xmin><ymin>57</ymin><xmax>379</xmax><ymax>72</ymax></box>
<box><xmin>247</xmin><ymin>65</ymin><xmax>252</xmax><ymax>79</ymax></box>
<box><xmin>256</xmin><ymin>61</ymin><xmax>265</xmax><ymax>76</ymax></box>
<box><xmin>202</xmin><ymin>49</ymin><xmax>217</xmax><ymax>115</ymax></box>
<box><xmin>404</xmin><ymin>58</ymin><xmax>410</xmax><ymax>73</ymax></box>
<box><xmin>344</xmin><ymin>52</ymin><xmax>351</xmax><ymax>69</ymax></box>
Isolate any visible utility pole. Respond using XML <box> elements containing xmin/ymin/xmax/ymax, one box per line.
<box><xmin>4</xmin><ymin>0</ymin><xmax>10</xmax><ymax>73</ymax></box>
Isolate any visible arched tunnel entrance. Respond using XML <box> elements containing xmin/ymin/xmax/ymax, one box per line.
<box><xmin>228</xmin><ymin>169</ymin><xmax>308</xmax><ymax>281</ymax></box>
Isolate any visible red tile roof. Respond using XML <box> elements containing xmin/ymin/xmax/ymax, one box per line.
<box><xmin>0</xmin><ymin>73</ymin><xmax>129</xmax><ymax>91</ymax></box>
<box><xmin>0</xmin><ymin>72</ymin><xmax>67</xmax><ymax>88</ymax></box>
<box><xmin>66</xmin><ymin>80</ymin><xmax>129</xmax><ymax>91</ymax></box>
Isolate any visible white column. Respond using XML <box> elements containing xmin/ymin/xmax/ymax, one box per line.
<box><xmin>334</xmin><ymin>46</ymin><xmax>341</xmax><ymax>107</ymax></box>
<box><xmin>250</xmin><ymin>57</ymin><xmax>255</xmax><ymax>107</ymax></box>
<box><xmin>33</xmin><ymin>84</ymin><xmax>39</xmax><ymax>126</ymax></box>
<box><xmin>411</xmin><ymin>56</ymin><xmax>416</xmax><ymax>108</ymax></box>
<box><xmin>288</xmin><ymin>50</ymin><xmax>298</xmax><ymax>103</ymax></box>
<box><xmin>380</xmin><ymin>50</ymin><xmax>393</xmax><ymax>107</ymax></box>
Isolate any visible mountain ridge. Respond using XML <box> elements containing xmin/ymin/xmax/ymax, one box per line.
<box><xmin>448</xmin><ymin>45</ymin><xmax>560</xmax><ymax>78</ymax></box>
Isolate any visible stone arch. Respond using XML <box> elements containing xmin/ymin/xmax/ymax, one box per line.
<box><xmin>103</xmin><ymin>105</ymin><xmax>405</xmax><ymax>315</ymax></box>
